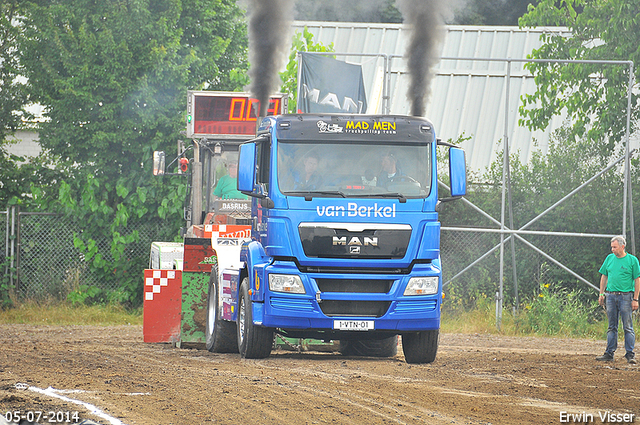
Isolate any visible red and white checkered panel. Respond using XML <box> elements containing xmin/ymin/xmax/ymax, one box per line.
<box><xmin>143</xmin><ymin>269</ymin><xmax>182</xmax><ymax>343</ymax></box>
<box><xmin>145</xmin><ymin>269</ymin><xmax>177</xmax><ymax>300</ymax></box>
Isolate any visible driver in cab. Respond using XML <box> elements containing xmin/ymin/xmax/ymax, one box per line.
<box><xmin>213</xmin><ymin>161</ymin><xmax>248</xmax><ymax>200</ymax></box>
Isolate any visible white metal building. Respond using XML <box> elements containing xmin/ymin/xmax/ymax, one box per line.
<box><xmin>291</xmin><ymin>22</ymin><xmax>575</xmax><ymax>174</ymax></box>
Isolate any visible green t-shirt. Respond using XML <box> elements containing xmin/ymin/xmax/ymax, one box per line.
<box><xmin>213</xmin><ymin>174</ymin><xmax>248</xmax><ymax>200</ymax></box>
<box><xmin>599</xmin><ymin>253</ymin><xmax>640</xmax><ymax>292</ymax></box>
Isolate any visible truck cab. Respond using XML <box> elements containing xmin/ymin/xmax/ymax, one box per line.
<box><xmin>205</xmin><ymin>113</ymin><xmax>466</xmax><ymax>363</ymax></box>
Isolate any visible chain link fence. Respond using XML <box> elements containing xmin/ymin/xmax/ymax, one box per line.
<box><xmin>440</xmin><ymin>229</ymin><xmax>610</xmax><ymax>303</ymax></box>
<box><xmin>1</xmin><ymin>210</ymin><xmax>8</xmax><ymax>285</ymax></box>
<box><xmin>4</xmin><ymin>207</ymin><xmax>613</xmax><ymax>306</ymax></box>
<box><xmin>3</xmin><ymin>208</ymin><xmax>171</xmax><ymax>301</ymax></box>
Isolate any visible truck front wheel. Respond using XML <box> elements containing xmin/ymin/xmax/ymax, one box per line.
<box><xmin>402</xmin><ymin>330</ymin><xmax>438</xmax><ymax>364</ymax></box>
<box><xmin>205</xmin><ymin>267</ymin><xmax>238</xmax><ymax>353</ymax></box>
<box><xmin>237</xmin><ymin>278</ymin><xmax>274</xmax><ymax>359</ymax></box>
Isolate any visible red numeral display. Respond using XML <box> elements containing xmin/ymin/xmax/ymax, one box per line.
<box><xmin>194</xmin><ymin>94</ymin><xmax>282</xmax><ymax>136</ymax></box>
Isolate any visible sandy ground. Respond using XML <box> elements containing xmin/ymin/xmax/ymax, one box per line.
<box><xmin>0</xmin><ymin>324</ymin><xmax>638</xmax><ymax>425</ymax></box>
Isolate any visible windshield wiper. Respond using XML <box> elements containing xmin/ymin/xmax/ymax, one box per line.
<box><xmin>283</xmin><ymin>190</ymin><xmax>347</xmax><ymax>200</ymax></box>
<box><xmin>357</xmin><ymin>192</ymin><xmax>407</xmax><ymax>203</ymax></box>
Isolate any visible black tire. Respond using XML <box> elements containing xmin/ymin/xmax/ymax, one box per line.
<box><xmin>205</xmin><ymin>267</ymin><xmax>238</xmax><ymax>353</ymax></box>
<box><xmin>339</xmin><ymin>336</ymin><xmax>398</xmax><ymax>357</ymax></box>
<box><xmin>402</xmin><ymin>330</ymin><xmax>438</xmax><ymax>364</ymax></box>
<box><xmin>237</xmin><ymin>278</ymin><xmax>274</xmax><ymax>359</ymax></box>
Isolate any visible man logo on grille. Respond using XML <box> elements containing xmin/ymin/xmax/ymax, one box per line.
<box><xmin>333</xmin><ymin>236</ymin><xmax>378</xmax><ymax>247</ymax></box>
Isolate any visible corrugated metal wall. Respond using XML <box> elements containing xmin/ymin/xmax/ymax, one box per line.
<box><xmin>292</xmin><ymin>22</ymin><xmax>572</xmax><ymax>173</ymax></box>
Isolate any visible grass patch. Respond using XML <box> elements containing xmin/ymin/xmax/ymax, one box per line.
<box><xmin>442</xmin><ymin>295</ymin><xmax>520</xmax><ymax>335</ymax></box>
<box><xmin>0</xmin><ymin>302</ymin><xmax>142</xmax><ymax>326</ymax></box>
<box><xmin>442</xmin><ymin>289</ymin><xmax>610</xmax><ymax>339</ymax></box>
<box><xmin>0</xmin><ymin>287</ymin><xmax>625</xmax><ymax>341</ymax></box>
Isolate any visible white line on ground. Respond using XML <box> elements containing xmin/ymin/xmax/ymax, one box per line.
<box><xmin>20</xmin><ymin>384</ymin><xmax>125</xmax><ymax>425</ymax></box>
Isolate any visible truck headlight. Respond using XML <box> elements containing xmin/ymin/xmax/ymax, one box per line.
<box><xmin>269</xmin><ymin>274</ymin><xmax>305</xmax><ymax>294</ymax></box>
<box><xmin>404</xmin><ymin>276</ymin><xmax>439</xmax><ymax>296</ymax></box>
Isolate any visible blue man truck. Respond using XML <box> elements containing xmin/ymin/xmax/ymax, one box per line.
<box><xmin>205</xmin><ymin>113</ymin><xmax>467</xmax><ymax>364</ymax></box>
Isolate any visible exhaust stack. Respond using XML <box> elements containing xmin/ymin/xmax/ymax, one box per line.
<box><xmin>246</xmin><ymin>0</ymin><xmax>294</xmax><ymax>117</ymax></box>
<box><xmin>397</xmin><ymin>0</ymin><xmax>446</xmax><ymax>117</ymax></box>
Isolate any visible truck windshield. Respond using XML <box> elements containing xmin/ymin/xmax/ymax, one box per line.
<box><xmin>278</xmin><ymin>141</ymin><xmax>431</xmax><ymax>198</ymax></box>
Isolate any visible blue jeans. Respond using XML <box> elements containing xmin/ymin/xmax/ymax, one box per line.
<box><xmin>605</xmin><ymin>292</ymin><xmax>635</xmax><ymax>356</ymax></box>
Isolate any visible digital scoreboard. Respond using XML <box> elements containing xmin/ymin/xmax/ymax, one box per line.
<box><xmin>186</xmin><ymin>91</ymin><xmax>288</xmax><ymax>138</ymax></box>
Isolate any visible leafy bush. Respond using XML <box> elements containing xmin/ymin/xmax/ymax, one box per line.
<box><xmin>0</xmin><ymin>257</ymin><xmax>16</xmax><ymax>309</ymax></box>
<box><xmin>516</xmin><ymin>281</ymin><xmax>604</xmax><ymax>338</ymax></box>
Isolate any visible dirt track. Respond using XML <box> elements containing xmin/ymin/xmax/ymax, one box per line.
<box><xmin>0</xmin><ymin>324</ymin><xmax>638</xmax><ymax>425</ymax></box>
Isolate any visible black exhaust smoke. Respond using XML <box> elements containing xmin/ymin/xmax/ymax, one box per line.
<box><xmin>247</xmin><ymin>0</ymin><xmax>295</xmax><ymax>117</ymax></box>
<box><xmin>396</xmin><ymin>0</ymin><xmax>446</xmax><ymax>117</ymax></box>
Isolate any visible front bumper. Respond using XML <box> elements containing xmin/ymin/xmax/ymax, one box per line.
<box><xmin>255</xmin><ymin>261</ymin><xmax>441</xmax><ymax>332</ymax></box>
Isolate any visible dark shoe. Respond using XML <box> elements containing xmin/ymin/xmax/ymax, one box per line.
<box><xmin>625</xmin><ymin>353</ymin><xmax>637</xmax><ymax>365</ymax></box>
<box><xmin>596</xmin><ymin>353</ymin><xmax>614</xmax><ymax>362</ymax></box>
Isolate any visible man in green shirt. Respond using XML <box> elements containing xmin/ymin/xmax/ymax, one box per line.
<box><xmin>213</xmin><ymin>161</ymin><xmax>248</xmax><ymax>200</ymax></box>
<box><xmin>596</xmin><ymin>235</ymin><xmax>640</xmax><ymax>364</ymax></box>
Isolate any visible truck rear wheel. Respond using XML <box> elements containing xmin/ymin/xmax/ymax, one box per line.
<box><xmin>205</xmin><ymin>267</ymin><xmax>238</xmax><ymax>353</ymax></box>
<box><xmin>339</xmin><ymin>336</ymin><xmax>398</xmax><ymax>357</ymax></box>
<box><xmin>402</xmin><ymin>330</ymin><xmax>438</xmax><ymax>364</ymax></box>
<box><xmin>237</xmin><ymin>278</ymin><xmax>273</xmax><ymax>359</ymax></box>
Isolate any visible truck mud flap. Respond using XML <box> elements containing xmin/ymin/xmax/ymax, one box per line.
<box><xmin>180</xmin><ymin>271</ymin><xmax>209</xmax><ymax>344</ymax></box>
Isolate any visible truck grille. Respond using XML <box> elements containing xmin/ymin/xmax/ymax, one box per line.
<box><xmin>319</xmin><ymin>300</ymin><xmax>391</xmax><ymax>317</ymax></box>
<box><xmin>298</xmin><ymin>223</ymin><xmax>411</xmax><ymax>259</ymax></box>
<box><xmin>315</xmin><ymin>278</ymin><xmax>393</xmax><ymax>293</ymax></box>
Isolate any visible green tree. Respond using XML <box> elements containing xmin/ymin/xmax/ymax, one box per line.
<box><xmin>0</xmin><ymin>2</ymin><xmax>63</xmax><ymax>209</ymax></box>
<box><xmin>294</xmin><ymin>0</ymin><xmax>402</xmax><ymax>23</ymax></box>
<box><xmin>292</xmin><ymin>0</ymin><xmax>535</xmax><ymax>25</ymax></box>
<box><xmin>280</xmin><ymin>28</ymin><xmax>334</xmax><ymax>113</ymax></box>
<box><xmin>451</xmin><ymin>0</ymin><xmax>536</xmax><ymax>25</ymax></box>
<box><xmin>0</xmin><ymin>1</ymin><xmax>40</xmax><ymax>208</ymax></box>
<box><xmin>0</xmin><ymin>1</ymin><xmax>27</xmax><ymax>144</ymax></box>
<box><xmin>18</xmin><ymin>0</ymin><xmax>248</xmax><ymax>305</ymax></box>
<box><xmin>518</xmin><ymin>0</ymin><xmax>640</xmax><ymax>149</ymax></box>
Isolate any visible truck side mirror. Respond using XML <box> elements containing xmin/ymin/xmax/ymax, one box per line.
<box><xmin>238</xmin><ymin>142</ymin><xmax>256</xmax><ymax>194</ymax></box>
<box><xmin>449</xmin><ymin>147</ymin><xmax>467</xmax><ymax>197</ymax></box>
<box><xmin>153</xmin><ymin>151</ymin><xmax>165</xmax><ymax>176</ymax></box>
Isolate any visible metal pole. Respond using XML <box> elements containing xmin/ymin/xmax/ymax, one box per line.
<box><xmin>504</xmin><ymin>61</ymin><xmax>519</xmax><ymax>310</ymax></box>
<box><xmin>508</xmin><ymin>173</ymin><xmax>519</xmax><ymax>309</ymax></box>
<box><xmin>384</xmin><ymin>54</ymin><xmax>390</xmax><ymax>114</ymax></box>
<box><xmin>625</xmin><ymin>63</ymin><xmax>635</xmax><ymax>254</ymax></box>
<box><xmin>497</xmin><ymin>61</ymin><xmax>512</xmax><ymax>330</ymax></box>
<box><xmin>8</xmin><ymin>207</ymin><xmax>15</xmax><ymax>301</ymax></box>
<box><xmin>14</xmin><ymin>205</ymin><xmax>20</xmax><ymax>299</ymax></box>
<box><xmin>440</xmin><ymin>57</ymin><xmax>634</xmax><ymax>66</ymax></box>
<box><xmin>192</xmin><ymin>140</ymin><xmax>202</xmax><ymax>226</ymax></box>
<box><xmin>296</xmin><ymin>51</ymin><xmax>302</xmax><ymax>111</ymax></box>
<box><xmin>4</xmin><ymin>208</ymin><xmax>8</xmax><ymax>279</ymax></box>
<box><xmin>629</xmin><ymin>179</ymin><xmax>636</xmax><ymax>255</ymax></box>
<box><xmin>442</xmin><ymin>227</ymin><xmax>617</xmax><ymax>238</ymax></box>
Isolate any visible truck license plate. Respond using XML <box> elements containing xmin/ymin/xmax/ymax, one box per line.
<box><xmin>334</xmin><ymin>320</ymin><xmax>374</xmax><ymax>331</ymax></box>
